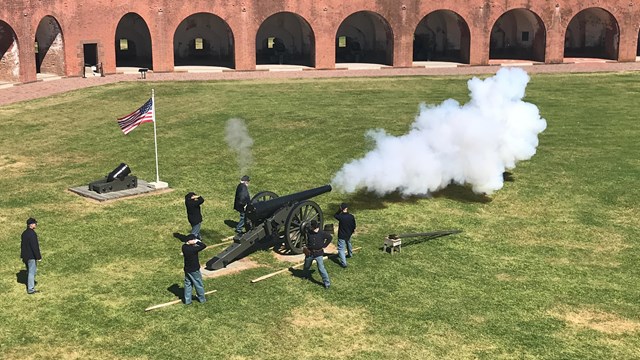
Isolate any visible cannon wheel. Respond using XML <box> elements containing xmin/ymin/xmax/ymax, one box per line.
<box><xmin>284</xmin><ymin>200</ymin><xmax>323</xmax><ymax>254</ymax></box>
<box><xmin>251</xmin><ymin>191</ymin><xmax>278</xmax><ymax>204</ymax></box>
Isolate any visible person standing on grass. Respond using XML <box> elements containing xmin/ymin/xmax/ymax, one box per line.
<box><xmin>334</xmin><ymin>202</ymin><xmax>356</xmax><ymax>268</ymax></box>
<box><xmin>20</xmin><ymin>218</ymin><xmax>41</xmax><ymax>295</ymax></box>
<box><xmin>182</xmin><ymin>234</ymin><xmax>207</xmax><ymax>305</ymax></box>
<box><xmin>302</xmin><ymin>220</ymin><xmax>333</xmax><ymax>289</ymax></box>
<box><xmin>185</xmin><ymin>192</ymin><xmax>204</xmax><ymax>239</ymax></box>
<box><xmin>234</xmin><ymin>175</ymin><xmax>251</xmax><ymax>235</ymax></box>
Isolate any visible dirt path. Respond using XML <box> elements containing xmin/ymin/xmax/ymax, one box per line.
<box><xmin>2</xmin><ymin>61</ymin><xmax>640</xmax><ymax>106</ymax></box>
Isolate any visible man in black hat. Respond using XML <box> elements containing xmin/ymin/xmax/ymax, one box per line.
<box><xmin>302</xmin><ymin>220</ymin><xmax>333</xmax><ymax>289</ymax></box>
<box><xmin>234</xmin><ymin>175</ymin><xmax>251</xmax><ymax>235</ymax></box>
<box><xmin>334</xmin><ymin>202</ymin><xmax>356</xmax><ymax>268</ymax></box>
<box><xmin>20</xmin><ymin>218</ymin><xmax>41</xmax><ymax>294</ymax></box>
<box><xmin>185</xmin><ymin>192</ymin><xmax>205</xmax><ymax>239</ymax></box>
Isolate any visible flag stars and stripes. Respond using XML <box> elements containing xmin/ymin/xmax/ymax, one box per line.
<box><xmin>117</xmin><ymin>98</ymin><xmax>154</xmax><ymax>135</ymax></box>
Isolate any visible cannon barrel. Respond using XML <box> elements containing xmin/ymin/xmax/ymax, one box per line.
<box><xmin>246</xmin><ymin>185</ymin><xmax>331</xmax><ymax>223</ymax></box>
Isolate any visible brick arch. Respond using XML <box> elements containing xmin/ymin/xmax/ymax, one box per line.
<box><xmin>35</xmin><ymin>15</ymin><xmax>65</xmax><ymax>76</ymax></box>
<box><xmin>173</xmin><ymin>12</ymin><xmax>235</xmax><ymax>68</ymax></box>
<box><xmin>564</xmin><ymin>7</ymin><xmax>620</xmax><ymax>60</ymax></box>
<box><xmin>335</xmin><ymin>10</ymin><xmax>393</xmax><ymax>65</ymax></box>
<box><xmin>255</xmin><ymin>12</ymin><xmax>315</xmax><ymax>67</ymax></box>
<box><xmin>115</xmin><ymin>13</ymin><xmax>153</xmax><ymax>69</ymax></box>
<box><xmin>0</xmin><ymin>20</ymin><xmax>20</xmax><ymax>82</ymax></box>
<box><xmin>489</xmin><ymin>8</ymin><xmax>546</xmax><ymax>62</ymax></box>
<box><xmin>414</xmin><ymin>10</ymin><xmax>470</xmax><ymax>64</ymax></box>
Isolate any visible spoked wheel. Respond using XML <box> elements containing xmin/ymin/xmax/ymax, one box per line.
<box><xmin>251</xmin><ymin>191</ymin><xmax>278</xmax><ymax>204</ymax></box>
<box><xmin>284</xmin><ymin>200</ymin><xmax>323</xmax><ymax>254</ymax></box>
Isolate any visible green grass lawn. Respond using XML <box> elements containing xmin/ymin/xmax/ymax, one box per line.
<box><xmin>0</xmin><ymin>72</ymin><xmax>638</xmax><ymax>359</ymax></box>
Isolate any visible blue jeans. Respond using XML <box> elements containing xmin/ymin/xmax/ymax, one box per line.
<box><xmin>337</xmin><ymin>238</ymin><xmax>353</xmax><ymax>267</ymax></box>
<box><xmin>184</xmin><ymin>270</ymin><xmax>206</xmax><ymax>305</ymax></box>
<box><xmin>303</xmin><ymin>254</ymin><xmax>330</xmax><ymax>288</ymax></box>
<box><xmin>25</xmin><ymin>259</ymin><xmax>37</xmax><ymax>293</ymax></box>
<box><xmin>236</xmin><ymin>212</ymin><xmax>246</xmax><ymax>233</ymax></box>
<box><xmin>190</xmin><ymin>223</ymin><xmax>201</xmax><ymax>239</ymax></box>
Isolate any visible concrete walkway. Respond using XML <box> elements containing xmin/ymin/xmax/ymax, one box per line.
<box><xmin>2</xmin><ymin>59</ymin><xmax>640</xmax><ymax>106</ymax></box>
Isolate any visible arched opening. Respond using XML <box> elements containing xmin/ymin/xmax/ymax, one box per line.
<box><xmin>489</xmin><ymin>9</ymin><xmax>546</xmax><ymax>62</ymax></box>
<box><xmin>173</xmin><ymin>13</ymin><xmax>235</xmax><ymax>68</ymax></box>
<box><xmin>256</xmin><ymin>12</ymin><xmax>315</xmax><ymax>67</ymax></box>
<box><xmin>414</xmin><ymin>10</ymin><xmax>470</xmax><ymax>64</ymax></box>
<box><xmin>0</xmin><ymin>20</ymin><xmax>20</xmax><ymax>82</ymax></box>
<box><xmin>336</xmin><ymin>11</ymin><xmax>394</xmax><ymax>66</ymax></box>
<box><xmin>564</xmin><ymin>8</ymin><xmax>619</xmax><ymax>60</ymax></box>
<box><xmin>115</xmin><ymin>13</ymin><xmax>153</xmax><ymax>69</ymax></box>
<box><xmin>35</xmin><ymin>16</ymin><xmax>65</xmax><ymax>76</ymax></box>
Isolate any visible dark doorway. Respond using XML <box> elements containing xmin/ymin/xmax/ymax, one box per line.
<box><xmin>83</xmin><ymin>43</ymin><xmax>97</xmax><ymax>66</ymax></box>
<box><xmin>115</xmin><ymin>13</ymin><xmax>153</xmax><ymax>69</ymax></box>
<box><xmin>255</xmin><ymin>12</ymin><xmax>315</xmax><ymax>67</ymax></box>
<box><xmin>336</xmin><ymin>11</ymin><xmax>394</xmax><ymax>66</ymax></box>
<box><xmin>564</xmin><ymin>8</ymin><xmax>619</xmax><ymax>60</ymax></box>
<box><xmin>489</xmin><ymin>9</ymin><xmax>546</xmax><ymax>62</ymax></box>
<box><xmin>414</xmin><ymin>10</ymin><xmax>470</xmax><ymax>64</ymax></box>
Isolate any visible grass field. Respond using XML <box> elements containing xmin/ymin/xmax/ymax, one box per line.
<box><xmin>0</xmin><ymin>72</ymin><xmax>638</xmax><ymax>359</ymax></box>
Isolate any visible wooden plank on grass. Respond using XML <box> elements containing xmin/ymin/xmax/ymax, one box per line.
<box><xmin>144</xmin><ymin>290</ymin><xmax>217</xmax><ymax>312</ymax></box>
<box><xmin>250</xmin><ymin>247</ymin><xmax>362</xmax><ymax>283</ymax></box>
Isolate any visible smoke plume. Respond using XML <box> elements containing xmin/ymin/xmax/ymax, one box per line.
<box><xmin>331</xmin><ymin>67</ymin><xmax>547</xmax><ymax>196</ymax></box>
<box><xmin>225</xmin><ymin>118</ymin><xmax>254</xmax><ymax>175</ymax></box>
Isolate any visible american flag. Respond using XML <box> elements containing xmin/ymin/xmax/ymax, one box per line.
<box><xmin>117</xmin><ymin>98</ymin><xmax>154</xmax><ymax>135</ymax></box>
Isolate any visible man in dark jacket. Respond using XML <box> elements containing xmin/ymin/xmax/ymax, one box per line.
<box><xmin>185</xmin><ymin>192</ymin><xmax>205</xmax><ymax>239</ymax></box>
<box><xmin>334</xmin><ymin>202</ymin><xmax>356</xmax><ymax>268</ymax></box>
<box><xmin>234</xmin><ymin>175</ymin><xmax>251</xmax><ymax>235</ymax></box>
<box><xmin>302</xmin><ymin>220</ymin><xmax>333</xmax><ymax>289</ymax></box>
<box><xmin>20</xmin><ymin>218</ymin><xmax>41</xmax><ymax>294</ymax></box>
<box><xmin>182</xmin><ymin>234</ymin><xmax>208</xmax><ymax>305</ymax></box>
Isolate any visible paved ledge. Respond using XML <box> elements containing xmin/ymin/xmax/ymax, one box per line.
<box><xmin>68</xmin><ymin>179</ymin><xmax>172</xmax><ymax>202</ymax></box>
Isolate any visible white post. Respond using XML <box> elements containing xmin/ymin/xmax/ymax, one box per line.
<box><xmin>149</xmin><ymin>89</ymin><xmax>169</xmax><ymax>189</ymax></box>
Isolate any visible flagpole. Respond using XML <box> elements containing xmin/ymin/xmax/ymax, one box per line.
<box><xmin>152</xmin><ymin>89</ymin><xmax>160</xmax><ymax>183</ymax></box>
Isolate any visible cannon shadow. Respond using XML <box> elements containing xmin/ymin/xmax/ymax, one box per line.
<box><xmin>334</xmin><ymin>184</ymin><xmax>491</xmax><ymax>211</ymax></box>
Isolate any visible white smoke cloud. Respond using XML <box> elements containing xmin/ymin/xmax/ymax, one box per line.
<box><xmin>225</xmin><ymin>118</ymin><xmax>254</xmax><ymax>175</ymax></box>
<box><xmin>331</xmin><ymin>67</ymin><xmax>547</xmax><ymax>196</ymax></box>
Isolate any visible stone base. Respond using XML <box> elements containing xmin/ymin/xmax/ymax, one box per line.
<box><xmin>148</xmin><ymin>181</ymin><xmax>169</xmax><ymax>189</ymax></box>
<box><xmin>69</xmin><ymin>179</ymin><xmax>171</xmax><ymax>202</ymax></box>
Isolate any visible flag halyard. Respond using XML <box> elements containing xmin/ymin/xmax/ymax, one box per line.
<box><xmin>117</xmin><ymin>98</ymin><xmax>154</xmax><ymax>135</ymax></box>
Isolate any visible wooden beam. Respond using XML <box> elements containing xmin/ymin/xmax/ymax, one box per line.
<box><xmin>250</xmin><ymin>247</ymin><xmax>362</xmax><ymax>283</ymax></box>
<box><xmin>144</xmin><ymin>290</ymin><xmax>217</xmax><ymax>312</ymax></box>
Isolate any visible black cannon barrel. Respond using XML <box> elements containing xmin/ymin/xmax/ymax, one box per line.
<box><xmin>246</xmin><ymin>185</ymin><xmax>331</xmax><ymax>222</ymax></box>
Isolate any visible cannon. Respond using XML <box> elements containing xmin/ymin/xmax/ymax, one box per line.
<box><xmin>88</xmin><ymin>163</ymin><xmax>137</xmax><ymax>194</ymax></box>
<box><xmin>205</xmin><ymin>185</ymin><xmax>332</xmax><ymax>270</ymax></box>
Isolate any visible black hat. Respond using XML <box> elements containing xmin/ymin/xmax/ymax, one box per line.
<box><xmin>241</xmin><ymin>175</ymin><xmax>250</xmax><ymax>182</ymax></box>
<box><xmin>26</xmin><ymin>218</ymin><xmax>37</xmax><ymax>225</ymax></box>
<box><xmin>186</xmin><ymin>234</ymin><xmax>197</xmax><ymax>241</ymax></box>
<box><xmin>340</xmin><ymin>202</ymin><xmax>349</xmax><ymax>210</ymax></box>
<box><xmin>309</xmin><ymin>220</ymin><xmax>319</xmax><ymax>229</ymax></box>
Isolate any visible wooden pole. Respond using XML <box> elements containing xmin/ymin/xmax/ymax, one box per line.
<box><xmin>250</xmin><ymin>247</ymin><xmax>362</xmax><ymax>283</ymax></box>
<box><xmin>144</xmin><ymin>289</ymin><xmax>217</xmax><ymax>312</ymax></box>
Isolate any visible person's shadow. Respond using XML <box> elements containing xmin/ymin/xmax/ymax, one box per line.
<box><xmin>16</xmin><ymin>270</ymin><xmax>27</xmax><ymax>285</ymax></box>
<box><xmin>289</xmin><ymin>268</ymin><xmax>325</xmax><ymax>287</ymax></box>
<box><xmin>167</xmin><ymin>283</ymin><xmax>184</xmax><ymax>302</ymax></box>
<box><xmin>16</xmin><ymin>270</ymin><xmax>36</xmax><ymax>291</ymax></box>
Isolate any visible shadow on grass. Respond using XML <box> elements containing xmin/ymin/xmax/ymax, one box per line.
<box><xmin>173</xmin><ymin>229</ymin><xmax>228</xmax><ymax>243</ymax></box>
<box><xmin>16</xmin><ymin>270</ymin><xmax>27</xmax><ymax>285</ymax></box>
<box><xmin>167</xmin><ymin>283</ymin><xmax>184</xmax><ymax>301</ymax></box>
<box><xmin>378</xmin><ymin>231</ymin><xmax>463</xmax><ymax>253</ymax></box>
<box><xmin>432</xmin><ymin>184</ymin><xmax>492</xmax><ymax>204</ymax></box>
<box><xmin>289</xmin><ymin>268</ymin><xmax>325</xmax><ymax>287</ymax></box>
<box><xmin>224</xmin><ymin>219</ymin><xmax>239</xmax><ymax>230</ymax></box>
<box><xmin>333</xmin><ymin>184</ymin><xmax>491</xmax><ymax>211</ymax></box>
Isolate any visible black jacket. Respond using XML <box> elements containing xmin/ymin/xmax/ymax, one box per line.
<box><xmin>185</xmin><ymin>193</ymin><xmax>205</xmax><ymax>226</ymax></box>
<box><xmin>306</xmin><ymin>229</ymin><xmax>332</xmax><ymax>257</ymax></box>
<box><xmin>182</xmin><ymin>241</ymin><xmax>207</xmax><ymax>272</ymax></box>
<box><xmin>334</xmin><ymin>210</ymin><xmax>356</xmax><ymax>240</ymax></box>
<box><xmin>234</xmin><ymin>183</ymin><xmax>250</xmax><ymax>212</ymax></box>
<box><xmin>21</xmin><ymin>228</ymin><xmax>41</xmax><ymax>260</ymax></box>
